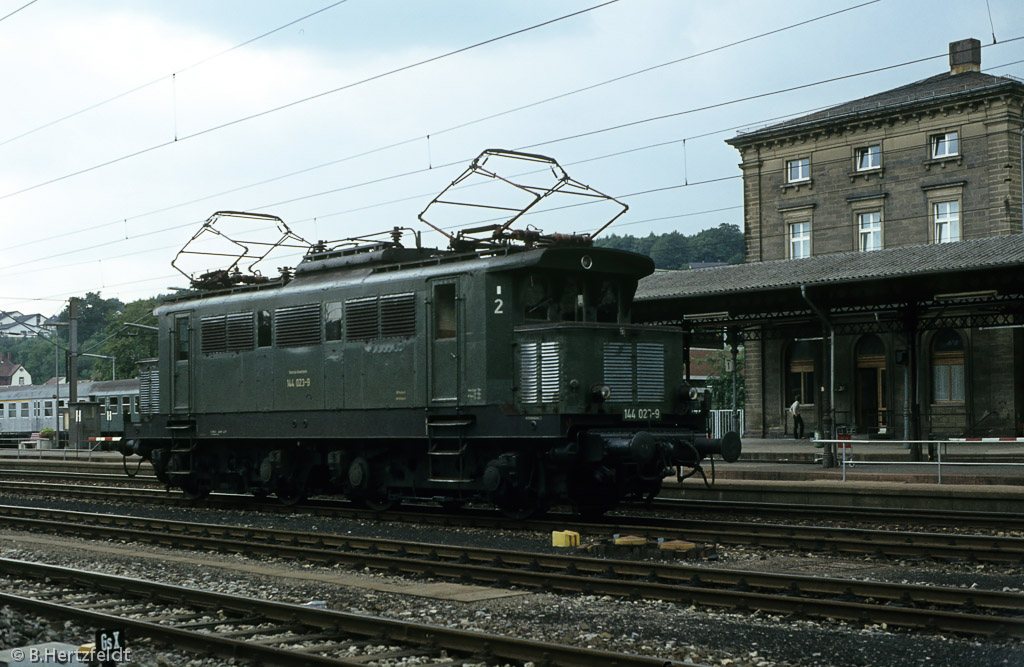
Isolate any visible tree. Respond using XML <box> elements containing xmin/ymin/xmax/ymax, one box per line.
<box><xmin>595</xmin><ymin>224</ymin><xmax>743</xmax><ymax>269</ymax></box>
<box><xmin>85</xmin><ymin>298</ymin><xmax>160</xmax><ymax>380</ymax></box>
<box><xmin>0</xmin><ymin>334</ymin><xmax>59</xmax><ymax>383</ymax></box>
<box><xmin>705</xmin><ymin>348</ymin><xmax>745</xmax><ymax>411</ymax></box>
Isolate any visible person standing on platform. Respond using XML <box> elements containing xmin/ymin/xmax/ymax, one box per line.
<box><xmin>788</xmin><ymin>395</ymin><xmax>804</xmax><ymax>440</ymax></box>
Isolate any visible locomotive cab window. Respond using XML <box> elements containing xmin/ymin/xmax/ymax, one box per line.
<box><xmin>522</xmin><ymin>273</ymin><xmax>623</xmax><ymax>323</ymax></box>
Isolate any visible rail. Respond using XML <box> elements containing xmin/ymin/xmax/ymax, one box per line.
<box><xmin>810</xmin><ymin>437</ymin><xmax>1024</xmax><ymax>483</ymax></box>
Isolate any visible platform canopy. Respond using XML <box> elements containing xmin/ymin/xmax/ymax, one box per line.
<box><xmin>633</xmin><ymin>233</ymin><xmax>1024</xmax><ymax>340</ymax></box>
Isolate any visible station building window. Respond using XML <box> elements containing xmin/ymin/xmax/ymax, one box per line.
<box><xmin>786</xmin><ymin>340</ymin><xmax>817</xmax><ymax>406</ymax></box>
<box><xmin>789</xmin><ymin>221</ymin><xmax>811</xmax><ymax>259</ymax></box>
<box><xmin>932</xmin><ymin>329</ymin><xmax>965</xmax><ymax>403</ymax></box>
<box><xmin>855</xmin><ymin>145</ymin><xmax>881</xmax><ymax>171</ymax></box>
<box><xmin>786</xmin><ymin>158</ymin><xmax>810</xmax><ymax>183</ymax></box>
<box><xmin>930</xmin><ymin>131</ymin><xmax>959</xmax><ymax>159</ymax></box>
<box><xmin>858</xmin><ymin>211</ymin><xmax>882</xmax><ymax>251</ymax></box>
<box><xmin>933</xmin><ymin>201</ymin><xmax>960</xmax><ymax>243</ymax></box>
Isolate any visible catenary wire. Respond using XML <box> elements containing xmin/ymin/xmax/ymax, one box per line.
<box><xmin>0</xmin><ymin>1</ymin><xmax>351</xmax><ymax>149</ymax></box>
<box><xmin>0</xmin><ymin>92</ymin><xmax>1016</xmax><ymax>279</ymax></box>
<box><xmin>10</xmin><ymin>31</ymin><xmax>1020</xmax><ymax>262</ymax></box>
<box><xmin>0</xmin><ymin>0</ymin><xmax>38</xmax><ymax>25</ymax></box>
<box><xmin>0</xmin><ymin>1</ymin><xmax>621</xmax><ymax>204</ymax></box>
<box><xmin>0</xmin><ymin>2</ymin><xmax>982</xmax><ymax>253</ymax></box>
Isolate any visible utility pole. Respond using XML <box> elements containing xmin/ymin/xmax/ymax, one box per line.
<box><xmin>68</xmin><ymin>297</ymin><xmax>79</xmax><ymax>449</ymax></box>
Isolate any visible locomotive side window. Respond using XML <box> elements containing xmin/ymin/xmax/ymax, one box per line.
<box><xmin>257</xmin><ymin>310</ymin><xmax>272</xmax><ymax>347</ymax></box>
<box><xmin>325</xmin><ymin>302</ymin><xmax>343</xmax><ymax>341</ymax></box>
<box><xmin>434</xmin><ymin>283</ymin><xmax>457</xmax><ymax>339</ymax></box>
<box><xmin>7</xmin><ymin>403</ymin><xmax>15</xmax><ymax>418</ymax></box>
<box><xmin>44</xmin><ymin>401</ymin><xmax>53</xmax><ymax>417</ymax></box>
<box><xmin>174</xmin><ymin>316</ymin><xmax>190</xmax><ymax>361</ymax></box>
<box><xmin>20</xmin><ymin>402</ymin><xmax>28</xmax><ymax>417</ymax></box>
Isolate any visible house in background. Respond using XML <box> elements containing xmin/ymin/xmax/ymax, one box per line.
<box><xmin>0</xmin><ymin>352</ymin><xmax>32</xmax><ymax>386</ymax></box>
<box><xmin>718</xmin><ymin>38</ymin><xmax>1024</xmax><ymax>438</ymax></box>
<box><xmin>0</xmin><ymin>310</ymin><xmax>46</xmax><ymax>337</ymax></box>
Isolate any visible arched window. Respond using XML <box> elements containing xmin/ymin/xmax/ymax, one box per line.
<box><xmin>931</xmin><ymin>330</ymin><xmax>965</xmax><ymax>403</ymax></box>
<box><xmin>786</xmin><ymin>340</ymin><xmax>817</xmax><ymax>406</ymax></box>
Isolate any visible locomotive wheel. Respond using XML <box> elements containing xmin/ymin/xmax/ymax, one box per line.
<box><xmin>496</xmin><ymin>462</ymin><xmax>549</xmax><ymax>520</ymax></box>
<box><xmin>568</xmin><ymin>465</ymin><xmax>617</xmax><ymax>518</ymax></box>
<box><xmin>181</xmin><ymin>480</ymin><xmax>211</xmax><ymax>501</ymax></box>
<box><xmin>357</xmin><ymin>495</ymin><xmax>400</xmax><ymax>512</ymax></box>
<box><xmin>276</xmin><ymin>488</ymin><xmax>307</xmax><ymax>506</ymax></box>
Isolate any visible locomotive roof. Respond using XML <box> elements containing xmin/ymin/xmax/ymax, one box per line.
<box><xmin>157</xmin><ymin>242</ymin><xmax>654</xmax><ymax>310</ymax></box>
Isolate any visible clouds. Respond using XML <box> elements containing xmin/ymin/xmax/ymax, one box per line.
<box><xmin>0</xmin><ymin>0</ymin><xmax>1021</xmax><ymax>313</ymax></box>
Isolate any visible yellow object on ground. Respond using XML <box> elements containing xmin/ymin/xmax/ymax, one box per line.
<box><xmin>552</xmin><ymin>530</ymin><xmax>581</xmax><ymax>547</ymax></box>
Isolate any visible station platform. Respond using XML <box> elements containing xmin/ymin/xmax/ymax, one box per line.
<box><xmin>664</xmin><ymin>437</ymin><xmax>1024</xmax><ymax>512</ymax></box>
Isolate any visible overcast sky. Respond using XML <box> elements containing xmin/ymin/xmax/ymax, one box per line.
<box><xmin>1</xmin><ymin>0</ymin><xmax>1022</xmax><ymax>317</ymax></box>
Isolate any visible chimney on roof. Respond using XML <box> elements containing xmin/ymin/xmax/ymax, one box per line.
<box><xmin>949</xmin><ymin>38</ymin><xmax>981</xmax><ymax>75</ymax></box>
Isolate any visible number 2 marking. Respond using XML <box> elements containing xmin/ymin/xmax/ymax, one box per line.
<box><xmin>493</xmin><ymin>298</ymin><xmax>504</xmax><ymax>314</ymax></box>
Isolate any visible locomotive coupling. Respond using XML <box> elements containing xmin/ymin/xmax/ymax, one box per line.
<box><xmin>586</xmin><ymin>430</ymin><xmax>742</xmax><ymax>467</ymax></box>
<box><xmin>693</xmin><ymin>431</ymin><xmax>743</xmax><ymax>463</ymax></box>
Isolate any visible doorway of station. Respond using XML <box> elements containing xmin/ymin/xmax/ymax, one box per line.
<box><xmin>855</xmin><ymin>335</ymin><xmax>888</xmax><ymax>435</ymax></box>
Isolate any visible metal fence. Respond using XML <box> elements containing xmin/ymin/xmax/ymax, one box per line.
<box><xmin>709</xmin><ymin>409</ymin><xmax>744</xmax><ymax>439</ymax></box>
<box><xmin>812</xmin><ymin>437</ymin><xmax>1024</xmax><ymax>483</ymax></box>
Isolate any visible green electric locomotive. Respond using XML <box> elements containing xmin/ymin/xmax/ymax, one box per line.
<box><xmin>124</xmin><ymin>150</ymin><xmax>740</xmax><ymax>516</ymax></box>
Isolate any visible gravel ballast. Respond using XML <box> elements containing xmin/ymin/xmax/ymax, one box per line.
<box><xmin>0</xmin><ymin>493</ymin><xmax>1021</xmax><ymax>666</ymax></box>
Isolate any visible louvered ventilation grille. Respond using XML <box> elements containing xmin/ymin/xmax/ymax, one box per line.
<box><xmin>636</xmin><ymin>343</ymin><xmax>665</xmax><ymax>401</ymax></box>
<box><xmin>200</xmin><ymin>315</ymin><xmax>227</xmax><ymax>354</ymax></box>
<box><xmin>380</xmin><ymin>293</ymin><xmax>416</xmax><ymax>338</ymax></box>
<box><xmin>138</xmin><ymin>361</ymin><xmax>159</xmax><ymax>415</ymax></box>
<box><xmin>275</xmin><ymin>304</ymin><xmax>322</xmax><ymax>347</ymax></box>
<box><xmin>345</xmin><ymin>297</ymin><xmax>378</xmax><ymax>341</ymax></box>
<box><xmin>603</xmin><ymin>342</ymin><xmax>665</xmax><ymax>402</ymax></box>
<box><xmin>520</xmin><ymin>341</ymin><xmax>560</xmax><ymax>403</ymax></box>
<box><xmin>603</xmin><ymin>342</ymin><xmax>634</xmax><ymax>402</ymax></box>
<box><xmin>225</xmin><ymin>312</ymin><xmax>253</xmax><ymax>351</ymax></box>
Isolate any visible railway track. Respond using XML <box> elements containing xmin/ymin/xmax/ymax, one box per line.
<box><xmin>5</xmin><ymin>480</ymin><xmax>1023</xmax><ymax>564</ymax></box>
<box><xmin>0</xmin><ymin>557</ymin><xmax>681</xmax><ymax>667</ymax></box>
<box><xmin>5</xmin><ymin>465</ymin><xmax>1024</xmax><ymax>532</ymax></box>
<box><xmin>643</xmin><ymin>497</ymin><xmax>1024</xmax><ymax>532</ymax></box>
<box><xmin>2</xmin><ymin>504</ymin><xmax>1023</xmax><ymax>638</ymax></box>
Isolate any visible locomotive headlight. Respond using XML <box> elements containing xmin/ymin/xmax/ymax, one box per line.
<box><xmin>688</xmin><ymin>386</ymin><xmax>700</xmax><ymax>400</ymax></box>
<box><xmin>591</xmin><ymin>384</ymin><xmax>611</xmax><ymax>401</ymax></box>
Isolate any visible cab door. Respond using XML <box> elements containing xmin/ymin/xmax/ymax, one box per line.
<box><xmin>428</xmin><ymin>279</ymin><xmax>460</xmax><ymax>404</ymax></box>
<box><xmin>171</xmin><ymin>312</ymin><xmax>192</xmax><ymax>413</ymax></box>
